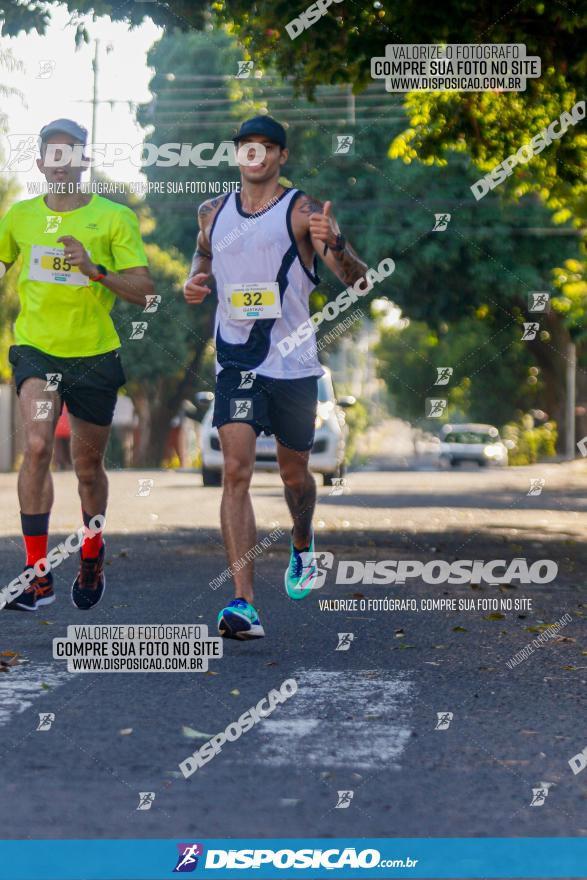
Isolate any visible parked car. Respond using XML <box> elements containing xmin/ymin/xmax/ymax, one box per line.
<box><xmin>198</xmin><ymin>368</ymin><xmax>354</xmax><ymax>486</ymax></box>
<box><xmin>439</xmin><ymin>423</ymin><xmax>508</xmax><ymax>467</ymax></box>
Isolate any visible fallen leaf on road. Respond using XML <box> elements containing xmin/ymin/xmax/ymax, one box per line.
<box><xmin>182</xmin><ymin>726</ymin><xmax>213</xmax><ymax>740</ymax></box>
<box><xmin>230</xmin><ymin>688</ymin><xmax>240</xmax><ymax>696</ymax></box>
<box><xmin>119</xmin><ymin>728</ymin><xmax>133</xmax><ymax>736</ymax></box>
<box><xmin>205</xmin><ymin>670</ymin><xmax>219</xmax><ymax>675</ymax></box>
<box><xmin>453</xmin><ymin>626</ymin><xmax>467</xmax><ymax>632</ymax></box>
<box><xmin>501</xmin><ymin>760</ymin><xmax>530</xmax><ymax>766</ymax></box>
<box><xmin>483</xmin><ymin>613</ymin><xmax>505</xmax><ymax>621</ymax></box>
<box><xmin>40</xmin><ymin>682</ymin><xmax>51</xmax><ymax>690</ymax></box>
<box><xmin>266</xmin><ymin>661</ymin><xmax>278</xmax><ymax>667</ymax></box>
<box><xmin>520</xmin><ymin>729</ymin><xmax>538</xmax><ymax>736</ymax></box>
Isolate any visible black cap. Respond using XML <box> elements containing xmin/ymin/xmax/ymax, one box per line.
<box><xmin>39</xmin><ymin>118</ymin><xmax>88</xmax><ymax>145</ymax></box>
<box><xmin>233</xmin><ymin>115</ymin><xmax>286</xmax><ymax>149</ymax></box>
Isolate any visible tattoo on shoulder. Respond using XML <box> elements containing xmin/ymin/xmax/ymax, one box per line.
<box><xmin>296</xmin><ymin>194</ymin><xmax>323</xmax><ymax>215</ymax></box>
<box><xmin>198</xmin><ymin>196</ymin><xmax>225</xmax><ymax>217</ymax></box>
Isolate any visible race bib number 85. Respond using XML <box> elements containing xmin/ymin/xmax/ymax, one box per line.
<box><xmin>29</xmin><ymin>246</ymin><xmax>89</xmax><ymax>287</ymax></box>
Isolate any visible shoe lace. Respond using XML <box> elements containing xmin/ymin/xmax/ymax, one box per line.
<box><xmin>80</xmin><ymin>556</ymin><xmax>101</xmax><ymax>590</ymax></box>
<box><xmin>290</xmin><ymin>550</ymin><xmax>304</xmax><ymax>579</ymax></box>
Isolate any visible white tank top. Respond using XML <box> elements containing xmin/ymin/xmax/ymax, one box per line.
<box><xmin>209</xmin><ymin>188</ymin><xmax>324</xmax><ymax>379</ymax></box>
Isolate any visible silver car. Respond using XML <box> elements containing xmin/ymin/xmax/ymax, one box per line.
<box><xmin>439</xmin><ymin>423</ymin><xmax>508</xmax><ymax>468</ymax></box>
<box><xmin>198</xmin><ymin>367</ymin><xmax>354</xmax><ymax>486</ymax></box>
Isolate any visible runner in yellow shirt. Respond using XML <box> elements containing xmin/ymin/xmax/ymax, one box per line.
<box><xmin>0</xmin><ymin>118</ymin><xmax>155</xmax><ymax>611</ymax></box>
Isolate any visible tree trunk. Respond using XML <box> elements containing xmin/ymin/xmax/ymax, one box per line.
<box><xmin>526</xmin><ymin>311</ymin><xmax>569</xmax><ymax>453</ymax></box>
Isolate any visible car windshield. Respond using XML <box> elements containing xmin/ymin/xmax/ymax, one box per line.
<box><xmin>444</xmin><ymin>431</ymin><xmax>497</xmax><ymax>444</ymax></box>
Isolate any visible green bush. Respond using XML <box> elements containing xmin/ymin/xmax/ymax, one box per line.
<box><xmin>343</xmin><ymin>399</ymin><xmax>369</xmax><ymax>466</ymax></box>
<box><xmin>502</xmin><ymin>415</ymin><xmax>558</xmax><ymax>466</ymax></box>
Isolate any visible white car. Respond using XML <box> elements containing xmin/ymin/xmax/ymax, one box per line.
<box><xmin>439</xmin><ymin>423</ymin><xmax>508</xmax><ymax>468</ymax></box>
<box><xmin>198</xmin><ymin>368</ymin><xmax>354</xmax><ymax>486</ymax></box>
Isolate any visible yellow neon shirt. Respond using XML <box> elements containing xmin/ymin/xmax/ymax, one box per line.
<box><xmin>0</xmin><ymin>194</ymin><xmax>148</xmax><ymax>357</ymax></box>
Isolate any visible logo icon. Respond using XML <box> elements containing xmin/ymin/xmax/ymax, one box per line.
<box><xmin>136</xmin><ymin>792</ymin><xmax>156</xmax><ymax>811</ymax></box>
<box><xmin>44</xmin><ymin>372</ymin><xmax>62</xmax><ymax>391</ymax></box>
<box><xmin>33</xmin><ymin>400</ymin><xmax>53</xmax><ymax>421</ymax></box>
<box><xmin>329</xmin><ymin>477</ymin><xmax>345</xmax><ymax>496</ymax></box>
<box><xmin>426</xmin><ymin>398</ymin><xmax>447</xmax><ymax>418</ymax></box>
<box><xmin>130</xmin><ymin>321</ymin><xmax>148</xmax><ymax>340</ymax></box>
<box><xmin>434</xmin><ymin>367</ymin><xmax>453</xmax><ymax>386</ymax></box>
<box><xmin>36</xmin><ymin>712</ymin><xmax>55</xmax><ymax>731</ymax></box>
<box><xmin>230</xmin><ymin>399</ymin><xmax>253</xmax><ymax>420</ymax></box>
<box><xmin>236</xmin><ymin>61</ymin><xmax>254</xmax><ymax>78</ymax></box>
<box><xmin>528</xmin><ymin>478</ymin><xmax>545</xmax><ymax>496</ymax></box>
<box><xmin>530</xmin><ymin>787</ymin><xmax>548</xmax><ymax>806</ymax></box>
<box><xmin>37</xmin><ymin>60</ymin><xmax>56</xmax><ymax>79</ymax></box>
<box><xmin>173</xmin><ymin>843</ymin><xmax>204</xmax><ymax>872</ymax></box>
<box><xmin>335</xmin><ymin>790</ymin><xmax>354</xmax><ymax>808</ymax></box>
<box><xmin>521</xmin><ymin>322</ymin><xmax>539</xmax><ymax>341</ymax></box>
<box><xmin>1</xmin><ymin>134</ymin><xmax>38</xmax><ymax>172</ymax></box>
<box><xmin>435</xmin><ymin>712</ymin><xmax>453</xmax><ymax>730</ymax></box>
<box><xmin>44</xmin><ymin>216</ymin><xmax>62</xmax><ymax>234</ymax></box>
<box><xmin>528</xmin><ymin>292</ymin><xmax>550</xmax><ymax>313</ymax></box>
<box><xmin>335</xmin><ymin>632</ymin><xmax>354</xmax><ymax>652</ymax></box>
<box><xmin>299</xmin><ymin>550</ymin><xmax>334</xmax><ymax>589</ymax></box>
<box><xmin>238</xmin><ymin>371</ymin><xmax>255</xmax><ymax>390</ymax></box>
<box><xmin>432</xmin><ymin>213</ymin><xmax>451</xmax><ymax>232</ymax></box>
<box><xmin>137</xmin><ymin>478</ymin><xmax>154</xmax><ymax>497</ymax></box>
<box><xmin>332</xmin><ymin>135</ymin><xmax>354</xmax><ymax>155</ymax></box>
<box><xmin>143</xmin><ymin>294</ymin><xmax>161</xmax><ymax>313</ymax></box>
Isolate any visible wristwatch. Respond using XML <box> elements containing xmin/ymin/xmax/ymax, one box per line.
<box><xmin>89</xmin><ymin>263</ymin><xmax>108</xmax><ymax>282</ymax></box>
<box><xmin>324</xmin><ymin>234</ymin><xmax>346</xmax><ymax>256</ymax></box>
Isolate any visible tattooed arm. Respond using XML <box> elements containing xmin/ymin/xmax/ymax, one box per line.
<box><xmin>292</xmin><ymin>194</ymin><xmax>367</xmax><ymax>286</ymax></box>
<box><xmin>183</xmin><ymin>196</ymin><xmax>225</xmax><ymax>305</ymax></box>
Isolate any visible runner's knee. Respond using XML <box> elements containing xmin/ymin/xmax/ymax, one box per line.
<box><xmin>223</xmin><ymin>456</ymin><xmax>253</xmax><ymax>491</ymax></box>
<box><xmin>73</xmin><ymin>452</ymin><xmax>104</xmax><ymax>485</ymax></box>
<box><xmin>280</xmin><ymin>461</ymin><xmax>311</xmax><ymax>491</ymax></box>
<box><xmin>24</xmin><ymin>432</ymin><xmax>53</xmax><ymax>466</ymax></box>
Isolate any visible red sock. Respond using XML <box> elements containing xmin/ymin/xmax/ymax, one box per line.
<box><xmin>24</xmin><ymin>534</ymin><xmax>49</xmax><ymax>567</ymax></box>
<box><xmin>21</xmin><ymin>512</ymin><xmax>50</xmax><ymax>568</ymax></box>
<box><xmin>81</xmin><ymin>511</ymin><xmax>104</xmax><ymax>559</ymax></box>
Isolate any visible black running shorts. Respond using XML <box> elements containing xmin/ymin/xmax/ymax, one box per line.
<box><xmin>9</xmin><ymin>344</ymin><xmax>126</xmax><ymax>427</ymax></box>
<box><xmin>212</xmin><ymin>367</ymin><xmax>319</xmax><ymax>452</ymax></box>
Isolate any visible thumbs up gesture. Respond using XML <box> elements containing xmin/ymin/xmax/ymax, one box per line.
<box><xmin>309</xmin><ymin>200</ymin><xmax>337</xmax><ymax>250</ymax></box>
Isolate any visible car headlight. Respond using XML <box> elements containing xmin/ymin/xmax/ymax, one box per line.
<box><xmin>315</xmin><ymin>402</ymin><xmax>333</xmax><ymax>430</ymax></box>
<box><xmin>315</xmin><ymin>415</ymin><xmax>323</xmax><ymax>430</ymax></box>
<box><xmin>484</xmin><ymin>444</ymin><xmax>500</xmax><ymax>458</ymax></box>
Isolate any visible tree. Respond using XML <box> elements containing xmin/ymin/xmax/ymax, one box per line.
<box><xmin>376</xmin><ymin>314</ymin><xmax>543</xmax><ymax>428</ymax></box>
<box><xmin>111</xmin><ymin>242</ymin><xmax>214</xmax><ymax>467</ymax></box>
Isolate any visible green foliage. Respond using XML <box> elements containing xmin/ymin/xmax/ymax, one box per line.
<box><xmin>111</xmin><ymin>242</ymin><xmax>212</xmax><ymax>392</ymax></box>
<box><xmin>342</xmin><ymin>398</ymin><xmax>369</xmax><ymax>465</ymax></box>
<box><xmin>502</xmin><ymin>415</ymin><xmax>557</xmax><ymax>465</ymax></box>
<box><xmin>375</xmin><ymin>315</ymin><xmax>543</xmax><ymax>427</ymax></box>
<box><xmin>137</xmin><ymin>29</ymin><xmax>244</xmax><ymax>259</ymax></box>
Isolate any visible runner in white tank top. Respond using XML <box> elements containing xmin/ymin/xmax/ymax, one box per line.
<box><xmin>183</xmin><ymin>116</ymin><xmax>367</xmax><ymax>641</ymax></box>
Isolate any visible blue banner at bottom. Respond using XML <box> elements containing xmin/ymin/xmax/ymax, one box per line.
<box><xmin>0</xmin><ymin>837</ymin><xmax>583</xmax><ymax>880</ymax></box>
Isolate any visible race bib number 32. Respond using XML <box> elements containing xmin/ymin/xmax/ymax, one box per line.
<box><xmin>225</xmin><ymin>282</ymin><xmax>281</xmax><ymax>320</ymax></box>
<box><xmin>29</xmin><ymin>246</ymin><xmax>89</xmax><ymax>287</ymax></box>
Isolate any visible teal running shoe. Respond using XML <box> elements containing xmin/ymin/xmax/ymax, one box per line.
<box><xmin>217</xmin><ymin>598</ymin><xmax>265</xmax><ymax>640</ymax></box>
<box><xmin>284</xmin><ymin>531</ymin><xmax>318</xmax><ymax>600</ymax></box>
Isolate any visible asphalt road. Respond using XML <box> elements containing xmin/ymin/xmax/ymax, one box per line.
<box><xmin>0</xmin><ymin>462</ymin><xmax>587</xmax><ymax>846</ymax></box>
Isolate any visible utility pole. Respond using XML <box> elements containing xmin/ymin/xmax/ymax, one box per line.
<box><xmin>566</xmin><ymin>340</ymin><xmax>576</xmax><ymax>460</ymax></box>
<box><xmin>90</xmin><ymin>39</ymin><xmax>99</xmax><ymax>182</ymax></box>
<box><xmin>346</xmin><ymin>84</ymin><xmax>355</xmax><ymax>125</ymax></box>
